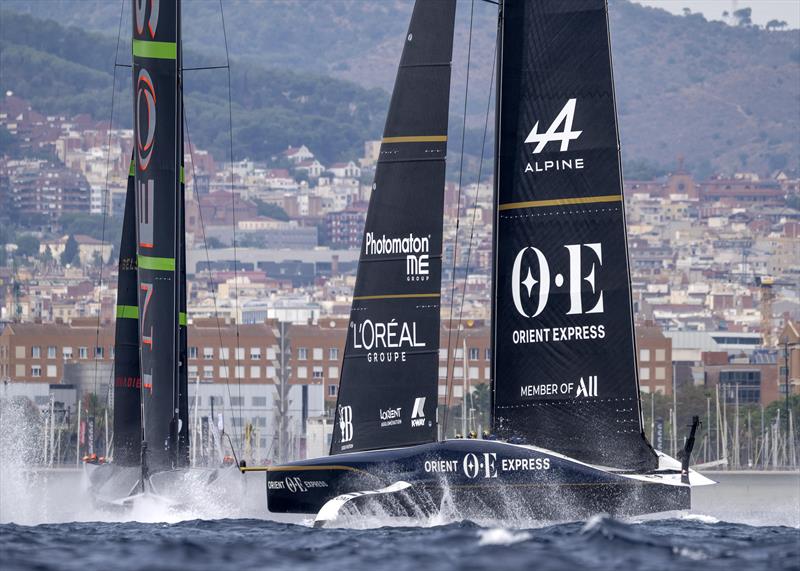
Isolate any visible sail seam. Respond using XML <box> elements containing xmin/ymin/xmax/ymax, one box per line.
<box><xmin>498</xmin><ymin>194</ymin><xmax>621</xmax><ymax>211</ymax></box>
<box><xmin>398</xmin><ymin>62</ymin><xmax>452</xmax><ymax>69</ymax></box>
<box><xmin>352</xmin><ymin>293</ymin><xmax>441</xmax><ymax>301</ymax></box>
<box><xmin>382</xmin><ymin>135</ymin><xmax>447</xmax><ymax>143</ymax></box>
<box><xmin>500</xmin><ymin>207</ymin><xmax>620</xmax><ymax>219</ymax></box>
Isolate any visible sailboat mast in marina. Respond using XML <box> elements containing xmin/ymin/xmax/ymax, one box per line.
<box><xmin>256</xmin><ymin>0</ymin><xmax>713</xmax><ymax>525</ymax></box>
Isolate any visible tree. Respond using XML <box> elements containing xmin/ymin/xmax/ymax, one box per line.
<box><xmin>41</xmin><ymin>246</ymin><xmax>54</xmax><ymax>268</ymax></box>
<box><xmin>623</xmin><ymin>158</ymin><xmax>667</xmax><ymax>181</ymax></box>
<box><xmin>15</xmin><ymin>234</ymin><xmax>40</xmax><ymax>258</ymax></box>
<box><xmin>205</xmin><ymin>236</ymin><xmax>225</xmax><ymax>249</ymax></box>
<box><xmin>58</xmin><ymin>213</ymin><xmax>108</xmax><ymax>241</ymax></box>
<box><xmin>253</xmin><ymin>199</ymin><xmax>290</xmax><ymax>221</ymax></box>
<box><xmin>733</xmin><ymin>7</ymin><xmax>752</xmax><ymax>27</ymax></box>
<box><xmin>61</xmin><ymin>234</ymin><xmax>79</xmax><ymax>266</ymax></box>
<box><xmin>682</xmin><ymin>7</ymin><xmax>691</xmax><ymax>17</ymax></box>
<box><xmin>766</xmin><ymin>19</ymin><xmax>788</xmax><ymax>31</ymax></box>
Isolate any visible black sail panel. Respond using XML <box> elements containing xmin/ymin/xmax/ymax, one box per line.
<box><xmin>330</xmin><ymin>0</ymin><xmax>456</xmax><ymax>455</ymax></box>
<box><xmin>112</xmin><ymin>157</ymin><xmax>142</xmax><ymax>466</ymax></box>
<box><xmin>492</xmin><ymin>0</ymin><xmax>657</xmax><ymax>471</ymax></box>
<box><xmin>132</xmin><ymin>0</ymin><xmax>180</xmax><ymax>471</ymax></box>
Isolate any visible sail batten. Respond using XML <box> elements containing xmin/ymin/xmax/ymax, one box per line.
<box><xmin>330</xmin><ymin>0</ymin><xmax>457</xmax><ymax>455</ymax></box>
<box><xmin>491</xmin><ymin>0</ymin><xmax>657</xmax><ymax>471</ymax></box>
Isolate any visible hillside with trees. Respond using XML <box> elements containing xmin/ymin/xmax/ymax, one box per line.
<box><xmin>0</xmin><ymin>10</ymin><xmax>388</xmax><ymax>165</ymax></box>
<box><xmin>2</xmin><ymin>0</ymin><xmax>797</xmax><ymax>175</ymax></box>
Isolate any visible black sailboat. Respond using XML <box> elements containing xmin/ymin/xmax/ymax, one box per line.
<box><xmin>261</xmin><ymin>0</ymin><xmax>712</xmax><ymax>524</ymax></box>
<box><xmin>85</xmin><ymin>0</ymin><xmax>208</xmax><ymax>504</ymax></box>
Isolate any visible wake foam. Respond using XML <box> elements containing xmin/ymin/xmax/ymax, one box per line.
<box><xmin>477</xmin><ymin>528</ymin><xmax>532</xmax><ymax>546</ymax></box>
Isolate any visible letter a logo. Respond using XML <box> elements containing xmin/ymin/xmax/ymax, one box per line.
<box><xmin>525</xmin><ymin>98</ymin><xmax>582</xmax><ymax>154</ymax></box>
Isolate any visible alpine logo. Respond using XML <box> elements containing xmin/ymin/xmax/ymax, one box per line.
<box><xmin>525</xmin><ymin>98</ymin><xmax>582</xmax><ymax>153</ymax></box>
<box><xmin>576</xmin><ymin>376</ymin><xmax>598</xmax><ymax>398</ymax></box>
<box><xmin>339</xmin><ymin>405</ymin><xmax>353</xmax><ymax>444</ymax></box>
<box><xmin>364</xmin><ymin>232</ymin><xmax>430</xmax><ymax>281</ymax></box>
<box><xmin>411</xmin><ymin>397</ymin><xmax>426</xmax><ymax>428</ymax></box>
<box><xmin>523</xmin><ymin>99</ymin><xmax>586</xmax><ymax>174</ymax></box>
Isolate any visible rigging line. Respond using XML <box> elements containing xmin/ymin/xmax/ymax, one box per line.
<box><xmin>219</xmin><ymin>0</ymin><xmax>244</xmax><ymax>450</ymax></box>
<box><xmin>444</xmin><ymin>0</ymin><xmax>475</xmax><ymax>437</ymax></box>
<box><xmin>183</xmin><ymin>65</ymin><xmax>230</xmax><ymax>71</ymax></box>
<box><xmin>449</xmin><ymin>38</ymin><xmax>498</xmax><ymax>438</ymax></box>
<box><xmin>183</xmin><ymin>107</ymin><xmax>243</xmax><ymax>454</ymax></box>
<box><xmin>93</xmin><ymin>0</ymin><xmax>126</xmax><ymax>425</ymax></box>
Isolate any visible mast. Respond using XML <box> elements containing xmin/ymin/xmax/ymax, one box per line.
<box><xmin>489</xmin><ymin>0</ymin><xmax>505</xmax><ymax>431</ymax></box>
<box><xmin>132</xmin><ymin>0</ymin><xmax>184</xmax><ymax>471</ymax></box>
<box><xmin>176</xmin><ymin>0</ymin><xmax>190</xmax><ymax>468</ymax></box>
<box><xmin>330</xmin><ymin>0</ymin><xmax>457</xmax><ymax>455</ymax></box>
<box><xmin>490</xmin><ymin>0</ymin><xmax>656</xmax><ymax>471</ymax></box>
<box><xmin>112</xmin><ymin>157</ymin><xmax>142</xmax><ymax>466</ymax></box>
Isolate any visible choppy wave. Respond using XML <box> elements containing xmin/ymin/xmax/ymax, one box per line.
<box><xmin>1</xmin><ymin>516</ymin><xmax>798</xmax><ymax>571</ymax></box>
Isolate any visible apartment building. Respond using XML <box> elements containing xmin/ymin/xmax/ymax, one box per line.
<box><xmin>635</xmin><ymin>323</ymin><xmax>673</xmax><ymax>395</ymax></box>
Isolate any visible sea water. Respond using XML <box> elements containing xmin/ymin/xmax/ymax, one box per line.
<box><xmin>1</xmin><ymin>401</ymin><xmax>798</xmax><ymax>570</ymax></box>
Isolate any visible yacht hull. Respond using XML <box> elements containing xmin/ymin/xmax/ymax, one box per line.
<box><xmin>83</xmin><ymin>463</ymin><xmax>226</xmax><ymax>509</ymax></box>
<box><xmin>266</xmin><ymin>439</ymin><xmax>692</xmax><ymax>521</ymax></box>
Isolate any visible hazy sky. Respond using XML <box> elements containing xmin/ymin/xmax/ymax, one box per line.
<box><xmin>633</xmin><ymin>0</ymin><xmax>800</xmax><ymax>28</ymax></box>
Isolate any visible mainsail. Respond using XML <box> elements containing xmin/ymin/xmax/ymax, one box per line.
<box><xmin>112</xmin><ymin>157</ymin><xmax>141</xmax><ymax>466</ymax></box>
<box><xmin>491</xmin><ymin>0</ymin><xmax>657</xmax><ymax>471</ymax></box>
<box><xmin>132</xmin><ymin>0</ymin><xmax>185</xmax><ymax>470</ymax></box>
<box><xmin>330</xmin><ymin>0</ymin><xmax>457</xmax><ymax>454</ymax></box>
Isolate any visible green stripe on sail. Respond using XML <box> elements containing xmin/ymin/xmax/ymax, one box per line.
<box><xmin>129</xmin><ymin>160</ymin><xmax>135</xmax><ymax>176</ymax></box>
<box><xmin>180</xmin><ymin>166</ymin><xmax>185</xmax><ymax>184</ymax></box>
<box><xmin>138</xmin><ymin>255</ymin><xmax>175</xmax><ymax>271</ymax></box>
<box><xmin>179</xmin><ymin>312</ymin><xmax>187</xmax><ymax>326</ymax></box>
<box><xmin>132</xmin><ymin>39</ymin><xmax>177</xmax><ymax>60</ymax></box>
<box><xmin>116</xmin><ymin>305</ymin><xmax>139</xmax><ymax>320</ymax></box>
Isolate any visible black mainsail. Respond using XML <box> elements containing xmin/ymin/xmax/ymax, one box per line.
<box><xmin>132</xmin><ymin>0</ymin><xmax>186</xmax><ymax>471</ymax></box>
<box><xmin>112</xmin><ymin>158</ymin><xmax>142</xmax><ymax>466</ymax></box>
<box><xmin>491</xmin><ymin>0</ymin><xmax>656</xmax><ymax>471</ymax></box>
<box><xmin>330</xmin><ymin>0</ymin><xmax>457</xmax><ymax>455</ymax></box>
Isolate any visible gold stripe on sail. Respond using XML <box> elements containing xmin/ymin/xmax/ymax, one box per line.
<box><xmin>498</xmin><ymin>194</ymin><xmax>622</xmax><ymax>212</ymax></box>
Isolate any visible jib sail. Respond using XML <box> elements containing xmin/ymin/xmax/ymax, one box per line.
<box><xmin>330</xmin><ymin>0</ymin><xmax>457</xmax><ymax>455</ymax></box>
<box><xmin>132</xmin><ymin>0</ymin><xmax>185</xmax><ymax>470</ymax></box>
<box><xmin>491</xmin><ymin>0</ymin><xmax>657</xmax><ymax>471</ymax></box>
<box><xmin>112</xmin><ymin>157</ymin><xmax>141</xmax><ymax>466</ymax></box>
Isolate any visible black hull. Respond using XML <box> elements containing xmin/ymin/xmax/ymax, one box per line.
<box><xmin>267</xmin><ymin>440</ymin><xmax>689</xmax><ymax>521</ymax></box>
<box><xmin>83</xmin><ymin>463</ymin><xmax>224</xmax><ymax>509</ymax></box>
